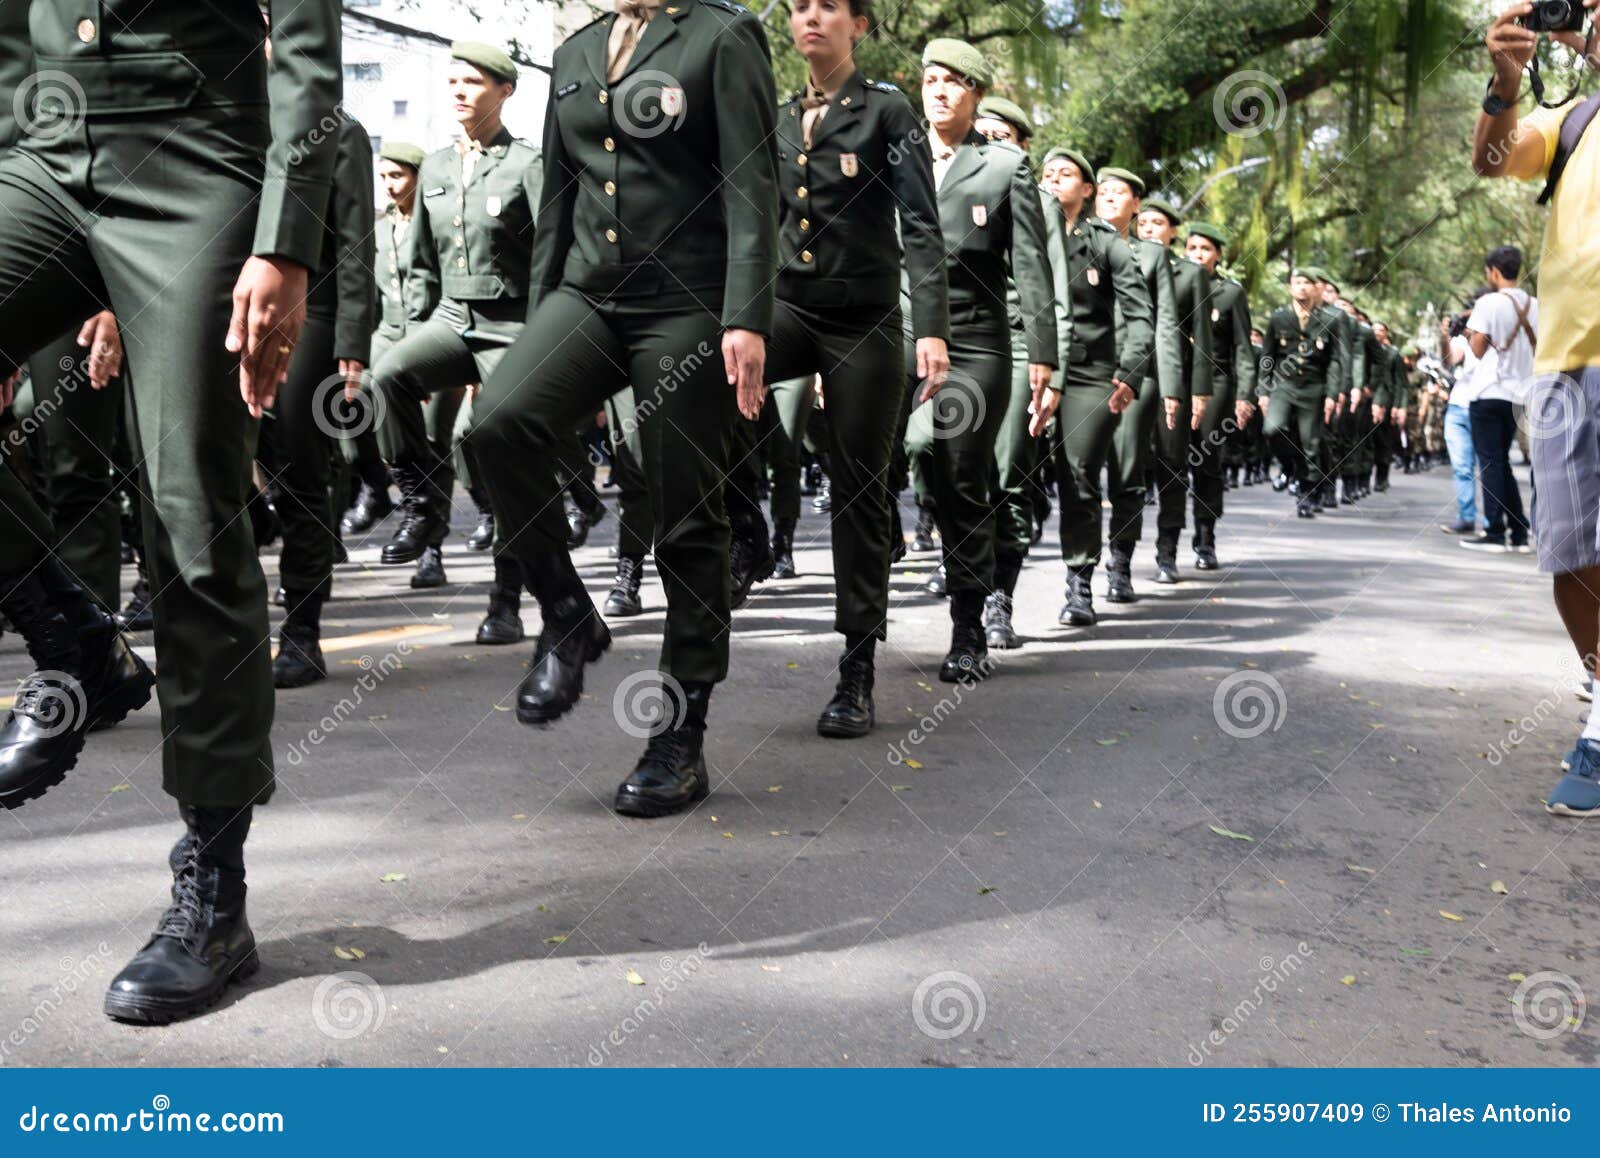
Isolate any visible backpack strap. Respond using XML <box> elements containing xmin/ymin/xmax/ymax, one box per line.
<box><xmin>1537</xmin><ymin>91</ymin><xmax>1600</xmax><ymax>207</ymax></box>
<box><xmin>1495</xmin><ymin>290</ymin><xmax>1536</xmax><ymax>355</ymax></box>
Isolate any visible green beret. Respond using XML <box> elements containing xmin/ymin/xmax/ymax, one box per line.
<box><xmin>1043</xmin><ymin>147</ymin><xmax>1094</xmax><ymax>185</ymax></box>
<box><xmin>1096</xmin><ymin>166</ymin><xmax>1145</xmax><ymax>197</ymax></box>
<box><xmin>1140</xmin><ymin>196</ymin><xmax>1181</xmax><ymax>224</ymax></box>
<box><xmin>451</xmin><ymin>40</ymin><xmax>518</xmax><ymax>85</ymax></box>
<box><xmin>379</xmin><ymin>141</ymin><xmax>426</xmax><ymax>170</ymax></box>
<box><xmin>1300</xmin><ymin>265</ymin><xmax>1328</xmax><ymax>284</ymax></box>
<box><xmin>977</xmin><ymin>96</ymin><xmax>1031</xmax><ymax>140</ymax></box>
<box><xmin>1186</xmin><ymin>221</ymin><xmax>1228</xmax><ymax>248</ymax></box>
<box><xmin>921</xmin><ymin>38</ymin><xmax>993</xmax><ymax>89</ymax></box>
<box><xmin>1288</xmin><ymin>267</ymin><xmax>1316</xmax><ymax>282</ymax></box>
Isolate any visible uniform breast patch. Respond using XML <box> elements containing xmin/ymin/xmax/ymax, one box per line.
<box><xmin>557</xmin><ymin>82</ymin><xmax>580</xmax><ymax>99</ymax></box>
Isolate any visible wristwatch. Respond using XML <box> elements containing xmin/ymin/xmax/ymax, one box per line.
<box><xmin>1482</xmin><ymin>76</ymin><xmax>1512</xmax><ymax>116</ymax></box>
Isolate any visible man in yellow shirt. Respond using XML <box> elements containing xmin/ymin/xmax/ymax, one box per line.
<box><xmin>1475</xmin><ymin>0</ymin><xmax>1600</xmax><ymax>814</ymax></box>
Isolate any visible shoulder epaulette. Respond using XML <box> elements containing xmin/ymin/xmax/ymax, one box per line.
<box><xmin>864</xmin><ymin>78</ymin><xmax>900</xmax><ymax>93</ymax></box>
<box><xmin>699</xmin><ymin>0</ymin><xmax>748</xmax><ymax>13</ymax></box>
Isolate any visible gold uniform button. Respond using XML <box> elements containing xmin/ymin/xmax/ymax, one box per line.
<box><xmin>797</xmin><ymin>186</ymin><xmax>807</xmax><ymax>199</ymax></box>
<box><xmin>454</xmin><ymin>236</ymin><xmax>464</xmax><ymax>247</ymax></box>
<box><xmin>799</xmin><ymin>218</ymin><xmax>810</xmax><ymax>231</ymax></box>
<box><xmin>598</xmin><ymin>90</ymin><xmax>609</xmax><ymax>105</ymax></box>
<box><xmin>76</xmin><ymin>18</ymin><xmax>95</xmax><ymax>42</ymax></box>
<box><xmin>605</xmin><ymin>228</ymin><xmax>618</xmax><ymax>243</ymax></box>
<box><xmin>453</xmin><ymin>216</ymin><xmax>463</xmax><ymax>226</ymax></box>
<box><xmin>604</xmin><ymin>180</ymin><xmax>616</xmax><ymax>196</ymax></box>
<box><xmin>456</xmin><ymin>257</ymin><xmax>466</xmax><ymax>268</ymax></box>
<box><xmin>800</xmin><ymin>250</ymin><xmax>813</xmax><ymax>263</ymax></box>
<box><xmin>797</xmin><ymin>153</ymin><xmax>807</xmax><ymax>166</ymax></box>
<box><xmin>604</xmin><ymin>137</ymin><xmax>616</xmax><ymax>152</ymax></box>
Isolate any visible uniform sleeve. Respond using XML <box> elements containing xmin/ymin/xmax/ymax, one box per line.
<box><xmin>522</xmin><ymin>149</ymin><xmax>545</xmax><ymax>232</ymax></box>
<box><xmin>1108</xmin><ymin>236</ymin><xmax>1152</xmax><ymax>390</ymax></box>
<box><xmin>884</xmin><ymin>97</ymin><xmax>948</xmax><ymax>344</ymax></box>
<box><xmin>1189</xmin><ymin>266</ymin><xmax>1214</xmax><ymax>398</ymax></box>
<box><xmin>1257</xmin><ymin>318</ymin><xmax>1278</xmax><ymax>401</ymax></box>
<box><xmin>1041</xmin><ymin>188</ymin><xmax>1074</xmax><ymax>369</ymax></box>
<box><xmin>527</xmin><ymin>72</ymin><xmax>578</xmax><ymax>320</ymax></box>
<box><xmin>1229</xmin><ymin>290</ymin><xmax>1255</xmax><ymax>402</ymax></box>
<box><xmin>409</xmin><ymin>159</ymin><xmax>443</xmax><ymax>322</ymax></box>
<box><xmin>332</xmin><ymin>120</ymin><xmax>376</xmax><ymax>365</ymax></box>
<box><xmin>713</xmin><ymin>15</ymin><xmax>779</xmax><ymax>335</ymax></box>
<box><xmin>1325</xmin><ymin>315</ymin><xmax>1349</xmax><ymax>400</ymax></box>
<box><xmin>1008</xmin><ymin>157</ymin><xmax>1057</xmax><ymax>369</ymax></box>
<box><xmin>1351</xmin><ymin>326</ymin><xmax>1369</xmax><ymax>393</ymax></box>
<box><xmin>256</xmin><ymin>0</ymin><xmax>342</xmax><ymax>267</ymax></box>
<box><xmin>1152</xmin><ymin>256</ymin><xmax>1183</xmax><ymax>401</ymax></box>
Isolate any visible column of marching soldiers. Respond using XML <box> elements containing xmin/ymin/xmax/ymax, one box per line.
<box><xmin>0</xmin><ymin>1</ymin><xmax>1433</xmax><ymax>1026</ymax></box>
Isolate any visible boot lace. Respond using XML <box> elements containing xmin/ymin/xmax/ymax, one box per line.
<box><xmin>154</xmin><ymin>852</ymin><xmax>207</xmax><ymax>952</ymax></box>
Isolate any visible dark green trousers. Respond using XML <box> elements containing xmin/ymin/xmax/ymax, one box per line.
<box><xmin>0</xmin><ymin>143</ymin><xmax>272</xmax><ymax>808</ymax></box>
<box><xmin>1109</xmin><ymin>381</ymin><xmax>1190</xmax><ymax>543</ymax></box>
<box><xmin>603</xmin><ymin>385</ymin><xmax>653</xmax><ymax>560</ymax></box>
<box><xmin>990</xmin><ymin>327</ymin><xmax>1039</xmax><ymax>574</ymax></box>
<box><xmin>25</xmin><ymin>331</ymin><xmax>123</xmax><ymax>609</ymax></box>
<box><xmin>764</xmin><ymin>301</ymin><xmax>903</xmax><ymax>638</ymax></box>
<box><xmin>258</xmin><ymin>313</ymin><xmax>338</xmax><ymax>600</ymax></box>
<box><xmin>473</xmin><ymin>289</ymin><xmax>735</xmax><ymax>684</ymax></box>
<box><xmin>1053</xmin><ymin>372</ymin><xmax>1121</xmax><ymax>568</ymax></box>
<box><xmin>1264</xmin><ymin>391</ymin><xmax>1326</xmax><ymax>491</ymax></box>
<box><xmin>0</xmin><ymin>459</ymin><xmax>52</xmax><ymax>579</ymax></box>
<box><xmin>905</xmin><ymin>319</ymin><xmax>1011</xmax><ymax>598</ymax></box>
<box><xmin>1191</xmin><ymin>379</ymin><xmax>1232</xmax><ymax>530</ymax></box>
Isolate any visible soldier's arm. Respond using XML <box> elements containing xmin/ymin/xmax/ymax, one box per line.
<box><xmin>1257</xmin><ymin>318</ymin><xmax>1278</xmax><ymax>403</ymax></box>
<box><xmin>257</xmin><ymin>0</ymin><xmax>342</xmax><ymax>266</ymax></box>
<box><xmin>332</xmin><ymin>120</ymin><xmax>376</xmax><ymax>367</ymax></box>
<box><xmin>712</xmin><ymin>13</ymin><xmax>779</xmax><ymax>335</ymax></box>
<box><xmin>1150</xmin><ymin>256</ymin><xmax>1183</xmax><ymax>401</ymax></box>
<box><xmin>1190</xmin><ymin>267</ymin><xmax>1214</xmax><ymax>399</ymax></box>
<box><xmin>527</xmin><ymin>72</ymin><xmax>578</xmax><ymax>319</ymax></box>
<box><xmin>884</xmin><ymin>97</ymin><xmax>949</xmax><ymax>344</ymax></box>
<box><xmin>1230</xmin><ymin>290</ymin><xmax>1255</xmax><ymax>401</ymax></box>
<box><xmin>1351</xmin><ymin>327</ymin><xmax>1369</xmax><ymax>394</ymax></box>
<box><xmin>1329</xmin><ymin>315</ymin><xmax>1351</xmax><ymax>400</ymax></box>
<box><xmin>1008</xmin><ymin>157</ymin><xmax>1057</xmax><ymax>371</ymax></box>
<box><xmin>1041</xmin><ymin>189</ymin><xmax>1074</xmax><ymax>369</ymax></box>
<box><xmin>409</xmin><ymin>161</ymin><xmax>443</xmax><ymax>322</ymax></box>
<box><xmin>1107</xmin><ymin>236</ymin><xmax>1152</xmax><ymax>392</ymax></box>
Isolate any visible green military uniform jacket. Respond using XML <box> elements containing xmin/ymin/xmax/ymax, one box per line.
<box><xmin>777</xmin><ymin>72</ymin><xmax>948</xmax><ymax>342</ymax></box>
<box><xmin>531</xmin><ymin>0</ymin><xmax>779</xmax><ymax>334</ymax></box>
<box><xmin>1170</xmin><ymin>254</ymin><xmax>1214</xmax><ymax>400</ymax></box>
<box><xmin>1321</xmin><ymin>304</ymin><xmax>1355</xmax><ymax>398</ymax></box>
<box><xmin>414</xmin><ymin>129</ymin><xmax>542</xmax><ymax>308</ymax></box>
<box><xmin>307</xmin><ymin>114</ymin><xmax>376</xmax><ymax>366</ymax></box>
<box><xmin>0</xmin><ymin>1</ymin><xmax>29</xmax><ymax>149</ymax></box>
<box><xmin>1381</xmin><ymin>344</ymin><xmax>1410</xmax><ymax>410</ymax></box>
<box><xmin>1203</xmin><ymin>275</ymin><xmax>1255</xmax><ymax>408</ymax></box>
<box><xmin>1123</xmin><ymin>236</ymin><xmax>1178</xmax><ymax>396</ymax></box>
<box><xmin>1020</xmin><ymin>184</ymin><xmax>1073</xmax><ymax>369</ymax></box>
<box><xmin>375</xmin><ymin>205</ymin><xmax>431</xmax><ymax>340</ymax></box>
<box><xmin>926</xmin><ymin>132</ymin><xmax>1055</xmax><ymax>365</ymax></box>
<box><xmin>19</xmin><ymin>1</ymin><xmax>340</xmax><ymax>268</ymax></box>
<box><xmin>1060</xmin><ymin>212</ymin><xmax>1152</xmax><ymax>389</ymax></box>
<box><xmin>1260</xmin><ymin>303</ymin><xmax>1345</xmax><ymax>402</ymax></box>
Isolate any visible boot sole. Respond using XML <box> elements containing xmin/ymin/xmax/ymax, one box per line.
<box><xmin>104</xmin><ymin>946</ymin><xmax>260</xmax><ymax>1025</ymax></box>
<box><xmin>515</xmin><ymin>626</ymin><xmax>612</xmax><ymax>726</ymax></box>
<box><xmin>1105</xmin><ymin>591</ymin><xmax>1137</xmax><ymax>604</ymax></box>
<box><xmin>273</xmin><ymin>666</ymin><xmax>328</xmax><ymax>690</ymax></box>
<box><xmin>985</xmin><ymin>633</ymin><xmax>1021</xmax><ymax>650</ymax></box>
<box><xmin>1060</xmin><ymin>613</ymin><xmax>1097</xmax><ymax>627</ymax></box>
<box><xmin>91</xmin><ymin>663</ymin><xmax>157</xmax><ymax>731</ymax></box>
<box><xmin>602</xmin><ymin>600</ymin><xmax>643</xmax><ymax>618</ymax></box>
<box><xmin>817</xmin><ymin>714</ymin><xmax>874</xmax><ymax>739</ymax></box>
<box><xmin>476</xmin><ymin>629</ymin><xmax>526</xmax><ymax>646</ymax></box>
<box><xmin>614</xmin><ymin>774</ymin><xmax>709</xmax><ymax>818</ymax></box>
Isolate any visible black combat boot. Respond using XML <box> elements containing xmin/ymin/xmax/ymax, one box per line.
<box><xmin>104</xmin><ymin>804</ymin><xmax>257</xmax><ymax>1023</ymax></box>
<box><xmin>247</xmin><ymin>484</ymin><xmax>280</xmax><ymax>550</ymax></box>
<box><xmin>564</xmin><ymin>494</ymin><xmax>607</xmax><ymax>549</ymax></box>
<box><xmin>410</xmin><ymin>544</ymin><xmax>447</xmax><ymax>589</ymax></box>
<box><xmin>272</xmin><ymin>593</ymin><xmax>327</xmax><ymax>688</ymax></box>
<box><xmin>1319</xmin><ymin>482</ymin><xmax>1339</xmax><ymax>512</ymax></box>
<box><xmin>817</xmin><ymin>636</ymin><xmax>875</xmax><ymax>738</ymax></box>
<box><xmin>602</xmin><ymin>554</ymin><xmax>644</xmax><ymax>617</ymax></box>
<box><xmin>1153</xmin><ymin>530</ymin><xmax>1180</xmax><ymax>584</ymax></box>
<box><xmin>1296</xmin><ymin>495</ymin><xmax>1318</xmax><ymax>518</ymax></box>
<box><xmin>923</xmin><ymin>563</ymin><xmax>947</xmax><ymax>598</ymax></box>
<box><xmin>1373</xmin><ymin>463</ymin><xmax>1390</xmax><ymax>493</ymax></box>
<box><xmin>476</xmin><ymin>557</ymin><xmax>525</xmax><ymax>646</ymax></box>
<box><xmin>1105</xmin><ymin>541</ymin><xmax>1136</xmax><ymax>604</ymax></box>
<box><xmin>770</xmin><ymin>516</ymin><xmax>797</xmax><ymax>579</ymax></box>
<box><xmin>380</xmin><ymin>461</ymin><xmax>448</xmax><ymax>565</ymax></box>
<box><xmin>729</xmin><ymin>513</ymin><xmax>774</xmax><ymax>610</ymax></box>
<box><xmin>889</xmin><ymin>503</ymin><xmax>907</xmax><ymax>564</ymax></box>
<box><xmin>614</xmin><ymin>681</ymin><xmax>712</xmax><ymax>817</ymax></box>
<box><xmin>811</xmin><ymin>474</ymin><xmax>832</xmax><ymax>513</ymax></box>
<box><xmin>117</xmin><ymin>563</ymin><xmax>153</xmax><ymax>632</ymax></box>
<box><xmin>1060</xmin><ymin>565</ymin><xmax>1096</xmax><ymax>626</ymax></box>
<box><xmin>911</xmin><ymin>499</ymin><xmax>937</xmax><ymax>552</ymax></box>
<box><xmin>941</xmin><ymin>592</ymin><xmax>990</xmax><ymax>683</ymax></box>
<box><xmin>516</xmin><ymin>593</ymin><xmax>611</xmax><ymax>725</ymax></box>
<box><xmin>984</xmin><ymin>555</ymin><xmax>1023</xmax><ymax>649</ymax></box>
<box><xmin>466</xmin><ymin>487</ymin><xmax>495</xmax><ymax>552</ymax></box>
<box><xmin>1193</xmin><ymin>520</ymin><xmax>1219</xmax><ymax>571</ymax></box>
<box><xmin>0</xmin><ymin>562</ymin><xmax>154</xmax><ymax>809</ymax></box>
<box><xmin>340</xmin><ymin>480</ymin><xmax>394</xmax><ymax>535</ymax></box>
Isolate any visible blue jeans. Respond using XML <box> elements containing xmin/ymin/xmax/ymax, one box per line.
<box><xmin>1469</xmin><ymin>398</ymin><xmax>1529</xmax><ymax>546</ymax></box>
<box><xmin>1444</xmin><ymin>403</ymin><xmax>1477</xmax><ymax>525</ymax></box>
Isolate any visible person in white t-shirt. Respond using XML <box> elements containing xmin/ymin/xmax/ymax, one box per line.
<box><xmin>1461</xmin><ymin>246</ymin><xmax>1536</xmax><ymax>553</ymax></box>
<box><xmin>1438</xmin><ymin>300</ymin><xmax>1485</xmax><ymax>535</ymax></box>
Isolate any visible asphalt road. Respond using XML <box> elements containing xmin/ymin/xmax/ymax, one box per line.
<box><xmin>2</xmin><ymin>463</ymin><xmax>1595</xmax><ymax>1067</ymax></box>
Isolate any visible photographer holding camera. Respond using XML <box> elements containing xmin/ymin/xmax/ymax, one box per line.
<box><xmin>1475</xmin><ymin>0</ymin><xmax>1600</xmax><ymax>814</ymax></box>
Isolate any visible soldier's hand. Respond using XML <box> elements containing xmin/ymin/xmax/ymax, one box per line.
<box><xmin>915</xmin><ymin>337</ymin><xmax>950</xmax><ymax>403</ymax></box>
<box><xmin>1191</xmin><ymin>394</ymin><xmax>1209</xmax><ymax>431</ymax></box>
<box><xmin>228</xmin><ymin>256</ymin><xmax>309</xmax><ymax>416</ymax></box>
<box><xmin>1108</xmin><ymin>380</ymin><xmax>1136</xmax><ymax>415</ymax></box>
<box><xmin>1027</xmin><ymin>365</ymin><xmax>1056</xmax><ymax>437</ymax></box>
<box><xmin>1371</xmin><ymin>404</ymin><xmax>1387</xmax><ymax>425</ymax></box>
<box><xmin>0</xmin><ymin>367</ymin><xmax>19</xmax><ymax>411</ymax></box>
<box><xmin>1163</xmin><ymin>397</ymin><xmax>1181</xmax><ymax>430</ymax></box>
<box><xmin>1393</xmin><ymin>407</ymin><xmax>1407</xmax><ymax>426</ymax></box>
<box><xmin>339</xmin><ymin>359</ymin><xmax>365</xmax><ymax>403</ymax></box>
<box><xmin>1323</xmin><ymin>397</ymin><xmax>1336</xmax><ymax>424</ymax></box>
<box><xmin>723</xmin><ymin>328</ymin><xmax>766</xmax><ymax>420</ymax></box>
<box><xmin>77</xmin><ymin>311</ymin><xmax>123</xmax><ymax>390</ymax></box>
<box><xmin>1335</xmin><ymin>393</ymin><xmax>1347</xmax><ymax>417</ymax></box>
<box><xmin>1233</xmin><ymin>398</ymin><xmax>1255</xmax><ymax>428</ymax></box>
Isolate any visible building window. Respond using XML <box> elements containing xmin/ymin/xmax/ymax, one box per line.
<box><xmin>344</xmin><ymin>62</ymin><xmax>383</xmax><ymax>84</ymax></box>
<box><xmin>393</xmin><ymin>100</ymin><xmax>408</xmax><ymax>118</ymax></box>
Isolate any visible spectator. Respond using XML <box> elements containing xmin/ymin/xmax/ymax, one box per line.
<box><xmin>1437</xmin><ymin>293</ymin><xmax>1486</xmax><ymax>535</ymax></box>
<box><xmin>1459</xmin><ymin>246</ymin><xmax>1535</xmax><ymax>554</ymax></box>
<box><xmin>1474</xmin><ymin>0</ymin><xmax>1600</xmax><ymax>814</ymax></box>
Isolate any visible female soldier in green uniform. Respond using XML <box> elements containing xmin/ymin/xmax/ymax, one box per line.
<box><xmin>902</xmin><ymin>39</ymin><xmax>1057</xmax><ymax>683</ymax></box>
<box><xmin>471</xmin><ymin>0</ymin><xmax>779</xmax><ymax>819</ymax></box>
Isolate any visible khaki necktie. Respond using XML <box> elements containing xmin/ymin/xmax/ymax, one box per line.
<box><xmin>932</xmin><ymin>143</ymin><xmax>957</xmax><ymax>191</ymax></box>
<box><xmin>800</xmin><ymin>86</ymin><xmax>829</xmax><ymax>149</ymax></box>
<box><xmin>607</xmin><ymin>0</ymin><xmax>654</xmax><ymax>83</ymax></box>
<box><xmin>458</xmin><ymin>136</ymin><xmax>484</xmax><ymax>186</ymax></box>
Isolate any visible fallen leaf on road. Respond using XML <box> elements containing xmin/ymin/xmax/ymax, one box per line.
<box><xmin>379</xmin><ymin>872</ymin><xmax>406</xmax><ymax>883</ymax></box>
<box><xmin>512</xmin><ymin>813</ymin><xmax>527</xmax><ymax>820</ymax></box>
<box><xmin>761</xmin><ymin>964</ymin><xmax>782</xmax><ymax>973</ymax></box>
<box><xmin>993</xmin><ymin>830</ymin><xmax>1007</xmax><ymax>837</ymax></box>
<box><xmin>1491</xmin><ymin>880</ymin><xmax>1509</xmax><ymax>895</ymax></box>
<box><xmin>625</xmin><ymin>969</ymin><xmax>645</xmax><ymax>986</ymax></box>
<box><xmin>1340</xmin><ymin>975</ymin><xmax>1356</xmax><ymax>986</ymax></box>
<box><xmin>904</xmin><ymin>758</ymin><xmax>923</xmax><ymax>769</ymax></box>
<box><xmin>109</xmin><ymin>784</ymin><xmax>130</xmax><ymax>793</ymax></box>
<box><xmin>769</xmin><ymin>830</ymin><xmax>788</xmax><ymax>836</ymax></box>
<box><xmin>1093</xmin><ymin>800</ymin><xmax>1102</xmax><ymax>809</ymax></box>
<box><xmin>494</xmin><ymin>705</ymin><xmax>512</xmax><ymax>712</ymax></box>
<box><xmin>722</xmin><ymin>831</ymin><xmax>734</xmax><ymax>838</ymax></box>
<box><xmin>978</xmin><ymin>886</ymin><xmax>996</xmax><ymax>895</ymax></box>
<box><xmin>1400</xmin><ymin>948</ymin><xmax>1431</xmax><ymax>957</ymax></box>
<box><xmin>917</xmin><ymin>681</ymin><xmax>934</xmax><ymax>692</ymax></box>
<box><xmin>1346</xmin><ymin>864</ymin><xmax>1377</xmax><ymax>874</ymax></box>
<box><xmin>767</xmin><ymin>785</ymin><xmax>782</xmax><ymax>793</ymax></box>
<box><xmin>1209</xmin><ymin>824</ymin><xmax>1254</xmax><ymax>842</ymax></box>
<box><xmin>544</xmin><ymin>935</ymin><xmax>567</xmax><ymax>945</ymax></box>
<box><xmin>1439</xmin><ymin>910</ymin><xmax>1464</xmax><ymax>922</ymax></box>
<box><xmin>1096</xmin><ymin>738</ymin><xmax>1118</xmax><ymax>747</ymax></box>
<box><xmin>1508</xmin><ymin>972</ymin><xmax>1526</xmax><ymax>982</ymax></box>
<box><xmin>333</xmin><ymin>946</ymin><xmax>366</xmax><ymax>961</ymax></box>
<box><xmin>536</xmin><ymin>904</ymin><xmax>549</xmax><ymax>912</ymax></box>
<box><xmin>889</xmin><ymin>785</ymin><xmax>910</xmax><ymax>792</ymax></box>
<box><xmin>785</xmin><ymin>663</ymin><xmax>798</xmax><ymax>670</ymax></box>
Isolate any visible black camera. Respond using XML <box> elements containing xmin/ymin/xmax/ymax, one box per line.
<box><xmin>1521</xmin><ymin>0</ymin><xmax>1586</xmax><ymax>32</ymax></box>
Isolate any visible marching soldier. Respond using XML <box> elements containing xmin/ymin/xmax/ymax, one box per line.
<box><xmin>1087</xmin><ymin>166</ymin><xmax>1179</xmax><ymax>601</ymax></box>
<box><xmin>1134</xmin><ymin>196</ymin><xmax>1213</xmax><ymax>581</ymax></box>
<box><xmin>1037</xmin><ymin>147</ymin><xmax>1153</xmax><ymax>626</ymax></box>
<box><xmin>368</xmin><ymin>42</ymin><xmax>539</xmax><ymax>646</ymax></box>
<box><xmin>470</xmin><ymin>0</ymin><xmax>779</xmax><ymax>817</ymax></box>
<box><xmin>1307</xmin><ymin>268</ymin><xmax>1354</xmax><ymax>510</ymax></box>
<box><xmin>901</xmin><ymin>39</ymin><xmax>1055</xmax><ymax>682</ymax></box>
<box><xmin>1</xmin><ymin>0</ymin><xmax>341</xmax><ymax>1021</ymax></box>
<box><xmin>1182</xmin><ymin>222</ymin><xmax>1255</xmax><ymax>569</ymax></box>
<box><xmin>1258</xmin><ymin>270</ymin><xmax>1346</xmax><ymax>518</ymax></box>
